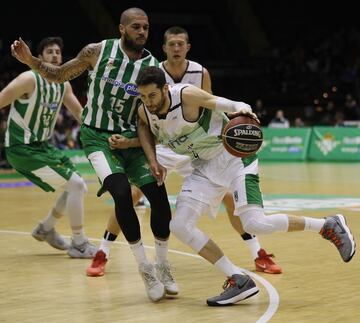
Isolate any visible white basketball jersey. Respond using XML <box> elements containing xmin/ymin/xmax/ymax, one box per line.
<box><xmin>160</xmin><ymin>60</ymin><xmax>203</xmax><ymax>87</ymax></box>
<box><xmin>144</xmin><ymin>84</ymin><xmax>226</xmax><ymax>161</ymax></box>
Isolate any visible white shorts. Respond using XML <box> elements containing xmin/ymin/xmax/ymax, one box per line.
<box><xmin>178</xmin><ymin>149</ymin><xmax>261</xmax><ymax>218</ymax></box>
<box><xmin>156</xmin><ymin>144</ymin><xmax>193</xmax><ymax>177</ymax></box>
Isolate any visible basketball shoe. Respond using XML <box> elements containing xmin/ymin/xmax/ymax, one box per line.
<box><xmin>139</xmin><ymin>263</ymin><xmax>166</xmax><ymax>302</ymax></box>
<box><xmin>255</xmin><ymin>249</ymin><xmax>282</xmax><ymax>274</ymax></box>
<box><xmin>207</xmin><ymin>274</ymin><xmax>259</xmax><ymax>306</ymax></box>
<box><xmin>155</xmin><ymin>261</ymin><xmax>179</xmax><ymax>295</ymax></box>
<box><xmin>67</xmin><ymin>239</ymin><xmax>98</xmax><ymax>259</ymax></box>
<box><xmin>86</xmin><ymin>250</ymin><xmax>107</xmax><ymax>276</ymax></box>
<box><xmin>320</xmin><ymin>214</ymin><xmax>356</xmax><ymax>262</ymax></box>
<box><xmin>32</xmin><ymin>223</ymin><xmax>70</xmax><ymax>250</ymax></box>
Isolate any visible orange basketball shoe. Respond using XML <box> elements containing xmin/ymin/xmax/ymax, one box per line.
<box><xmin>86</xmin><ymin>250</ymin><xmax>108</xmax><ymax>277</ymax></box>
<box><xmin>255</xmin><ymin>249</ymin><xmax>282</xmax><ymax>274</ymax></box>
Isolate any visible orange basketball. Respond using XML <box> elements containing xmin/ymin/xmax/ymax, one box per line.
<box><xmin>222</xmin><ymin>115</ymin><xmax>263</xmax><ymax>157</ymax></box>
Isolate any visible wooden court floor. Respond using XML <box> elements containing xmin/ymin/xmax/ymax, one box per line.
<box><xmin>0</xmin><ymin>162</ymin><xmax>359</xmax><ymax>323</ymax></box>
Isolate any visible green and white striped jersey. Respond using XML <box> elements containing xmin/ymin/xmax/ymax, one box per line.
<box><xmin>83</xmin><ymin>39</ymin><xmax>159</xmax><ymax>133</ymax></box>
<box><xmin>5</xmin><ymin>71</ymin><xmax>65</xmax><ymax>147</ymax></box>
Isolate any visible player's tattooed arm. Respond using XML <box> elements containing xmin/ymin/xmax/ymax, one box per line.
<box><xmin>11</xmin><ymin>37</ymin><xmax>101</xmax><ymax>83</ymax></box>
<box><xmin>35</xmin><ymin>43</ymin><xmax>101</xmax><ymax>83</ymax></box>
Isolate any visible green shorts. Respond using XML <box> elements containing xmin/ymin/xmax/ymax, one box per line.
<box><xmin>80</xmin><ymin>125</ymin><xmax>155</xmax><ymax>194</ymax></box>
<box><xmin>5</xmin><ymin>142</ymin><xmax>77</xmax><ymax>192</ymax></box>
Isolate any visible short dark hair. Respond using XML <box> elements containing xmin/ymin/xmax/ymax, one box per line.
<box><xmin>163</xmin><ymin>26</ymin><xmax>189</xmax><ymax>44</ymax></box>
<box><xmin>37</xmin><ymin>37</ymin><xmax>64</xmax><ymax>55</ymax></box>
<box><xmin>136</xmin><ymin>66</ymin><xmax>166</xmax><ymax>89</ymax></box>
<box><xmin>120</xmin><ymin>7</ymin><xmax>147</xmax><ymax>25</ymax></box>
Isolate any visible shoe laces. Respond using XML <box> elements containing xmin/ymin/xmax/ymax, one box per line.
<box><xmin>142</xmin><ymin>268</ymin><xmax>158</xmax><ymax>287</ymax></box>
<box><xmin>258</xmin><ymin>251</ymin><xmax>276</xmax><ymax>264</ymax></box>
<box><xmin>157</xmin><ymin>263</ymin><xmax>174</xmax><ymax>283</ymax></box>
<box><xmin>321</xmin><ymin>228</ymin><xmax>342</xmax><ymax>246</ymax></box>
<box><xmin>221</xmin><ymin>278</ymin><xmax>236</xmax><ymax>292</ymax></box>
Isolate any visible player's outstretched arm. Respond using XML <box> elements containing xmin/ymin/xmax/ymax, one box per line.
<box><xmin>182</xmin><ymin>85</ymin><xmax>259</xmax><ymax>123</ymax></box>
<box><xmin>11</xmin><ymin>37</ymin><xmax>100</xmax><ymax>83</ymax></box>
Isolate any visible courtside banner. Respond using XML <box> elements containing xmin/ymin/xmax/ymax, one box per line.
<box><xmin>258</xmin><ymin>128</ymin><xmax>311</xmax><ymax>160</ymax></box>
<box><xmin>308</xmin><ymin>127</ymin><xmax>360</xmax><ymax>161</ymax></box>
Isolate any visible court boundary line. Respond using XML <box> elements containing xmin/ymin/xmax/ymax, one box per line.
<box><xmin>0</xmin><ymin>229</ymin><xmax>279</xmax><ymax>322</ymax></box>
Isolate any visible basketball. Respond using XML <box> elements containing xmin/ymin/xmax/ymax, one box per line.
<box><xmin>222</xmin><ymin>115</ymin><xmax>263</xmax><ymax>157</ymax></box>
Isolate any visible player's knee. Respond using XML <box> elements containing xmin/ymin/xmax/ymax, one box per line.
<box><xmin>169</xmin><ymin>217</ymin><xmax>190</xmax><ymax>242</ymax></box>
<box><xmin>65</xmin><ymin>173</ymin><xmax>87</xmax><ymax>193</ymax></box>
<box><xmin>242</xmin><ymin>216</ymin><xmax>274</xmax><ymax>235</ymax></box>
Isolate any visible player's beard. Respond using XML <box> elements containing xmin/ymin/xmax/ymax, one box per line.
<box><xmin>155</xmin><ymin>92</ymin><xmax>167</xmax><ymax>117</ymax></box>
<box><xmin>123</xmin><ymin>32</ymin><xmax>146</xmax><ymax>53</ymax></box>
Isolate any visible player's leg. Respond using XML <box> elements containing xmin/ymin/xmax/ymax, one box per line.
<box><xmin>90</xmin><ymin>142</ymin><xmax>167</xmax><ymax>301</ymax></box>
<box><xmin>127</xmin><ymin>148</ymin><xmax>176</xmax><ymax>298</ymax></box>
<box><xmin>62</xmin><ymin>171</ymin><xmax>97</xmax><ymax>258</ymax></box>
<box><xmin>140</xmin><ymin>181</ymin><xmax>178</xmax><ymax>295</ymax></box>
<box><xmin>233</xmin><ymin>172</ymin><xmax>356</xmax><ymax>263</ymax></box>
<box><xmin>6</xmin><ymin>143</ymin><xmax>96</xmax><ymax>257</ymax></box>
<box><xmin>80</xmin><ymin>126</ymin><xmax>163</xmax><ymax>302</ymax></box>
<box><xmin>222</xmin><ymin>191</ymin><xmax>282</xmax><ymax>274</ymax></box>
<box><xmin>31</xmin><ymin>191</ymin><xmax>70</xmax><ymax>250</ymax></box>
<box><xmin>34</xmin><ymin>144</ymin><xmax>96</xmax><ymax>257</ymax></box>
<box><xmin>101</xmin><ymin>170</ymin><xmax>165</xmax><ymax>301</ymax></box>
<box><xmin>170</xmin><ymin>173</ymin><xmax>259</xmax><ymax>306</ymax></box>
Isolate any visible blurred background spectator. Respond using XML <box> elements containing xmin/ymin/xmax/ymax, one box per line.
<box><xmin>268</xmin><ymin>110</ymin><xmax>290</xmax><ymax>128</ymax></box>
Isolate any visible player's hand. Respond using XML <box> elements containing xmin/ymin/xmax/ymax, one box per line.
<box><xmin>11</xmin><ymin>37</ymin><xmax>34</xmax><ymax>66</ymax></box>
<box><xmin>150</xmin><ymin>162</ymin><xmax>167</xmax><ymax>186</ymax></box>
<box><xmin>108</xmin><ymin>134</ymin><xmax>132</xmax><ymax>149</ymax></box>
<box><xmin>227</xmin><ymin>111</ymin><xmax>260</xmax><ymax>124</ymax></box>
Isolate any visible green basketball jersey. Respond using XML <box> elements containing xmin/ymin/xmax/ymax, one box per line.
<box><xmin>83</xmin><ymin>39</ymin><xmax>159</xmax><ymax>133</ymax></box>
<box><xmin>5</xmin><ymin>71</ymin><xmax>65</xmax><ymax>147</ymax></box>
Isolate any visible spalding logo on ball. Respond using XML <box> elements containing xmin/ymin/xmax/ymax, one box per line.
<box><xmin>222</xmin><ymin>115</ymin><xmax>263</xmax><ymax>157</ymax></box>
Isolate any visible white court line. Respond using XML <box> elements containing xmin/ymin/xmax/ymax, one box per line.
<box><xmin>0</xmin><ymin>229</ymin><xmax>279</xmax><ymax>322</ymax></box>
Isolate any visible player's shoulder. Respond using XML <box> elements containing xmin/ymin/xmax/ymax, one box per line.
<box><xmin>142</xmin><ymin>47</ymin><xmax>159</xmax><ymax>64</ymax></box>
<box><xmin>187</xmin><ymin>60</ymin><xmax>203</xmax><ymax>71</ymax></box>
<box><xmin>171</xmin><ymin>83</ymin><xmax>192</xmax><ymax>92</ymax></box>
<box><xmin>15</xmin><ymin>70</ymin><xmax>36</xmax><ymax>84</ymax></box>
<box><xmin>174</xmin><ymin>83</ymin><xmax>200</xmax><ymax>101</ymax></box>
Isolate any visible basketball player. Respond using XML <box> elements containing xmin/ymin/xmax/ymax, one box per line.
<box><xmin>0</xmin><ymin>37</ymin><xmax>97</xmax><ymax>258</ymax></box>
<box><xmin>135</xmin><ymin>66</ymin><xmax>356</xmax><ymax>306</ymax></box>
<box><xmin>159</xmin><ymin>26</ymin><xmax>281</xmax><ymax>273</ymax></box>
<box><xmin>11</xmin><ymin>8</ymin><xmax>177</xmax><ymax>302</ymax></box>
<box><xmin>87</xmin><ymin>26</ymin><xmax>281</xmax><ymax>278</ymax></box>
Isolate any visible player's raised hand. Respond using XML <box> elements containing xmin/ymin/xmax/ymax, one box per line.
<box><xmin>11</xmin><ymin>37</ymin><xmax>34</xmax><ymax>66</ymax></box>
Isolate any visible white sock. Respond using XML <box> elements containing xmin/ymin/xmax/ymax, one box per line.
<box><xmin>99</xmin><ymin>239</ymin><xmax>113</xmax><ymax>258</ymax></box>
<box><xmin>214</xmin><ymin>255</ymin><xmax>242</xmax><ymax>277</ymax></box>
<box><xmin>304</xmin><ymin>217</ymin><xmax>325</xmax><ymax>232</ymax></box>
<box><xmin>65</xmin><ymin>174</ymin><xmax>87</xmax><ymax>244</ymax></box>
<box><xmin>42</xmin><ymin>192</ymin><xmax>67</xmax><ymax>231</ymax></box>
<box><xmin>244</xmin><ymin>236</ymin><xmax>261</xmax><ymax>260</ymax></box>
<box><xmin>41</xmin><ymin>211</ymin><xmax>59</xmax><ymax>231</ymax></box>
<box><xmin>154</xmin><ymin>238</ymin><xmax>168</xmax><ymax>264</ymax></box>
<box><xmin>67</xmin><ymin>192</ymin><xmax>86</xmax><ymax>244</ymax></box>
<box><xmin>72</xmin><ymin>228</ymin><xmax>86</xmax><ymax>245</ymax></box>
<box><xmin>130</xmin><ymin>240</ymin><xmax>149</xmax><ymax>265</ymax></box>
